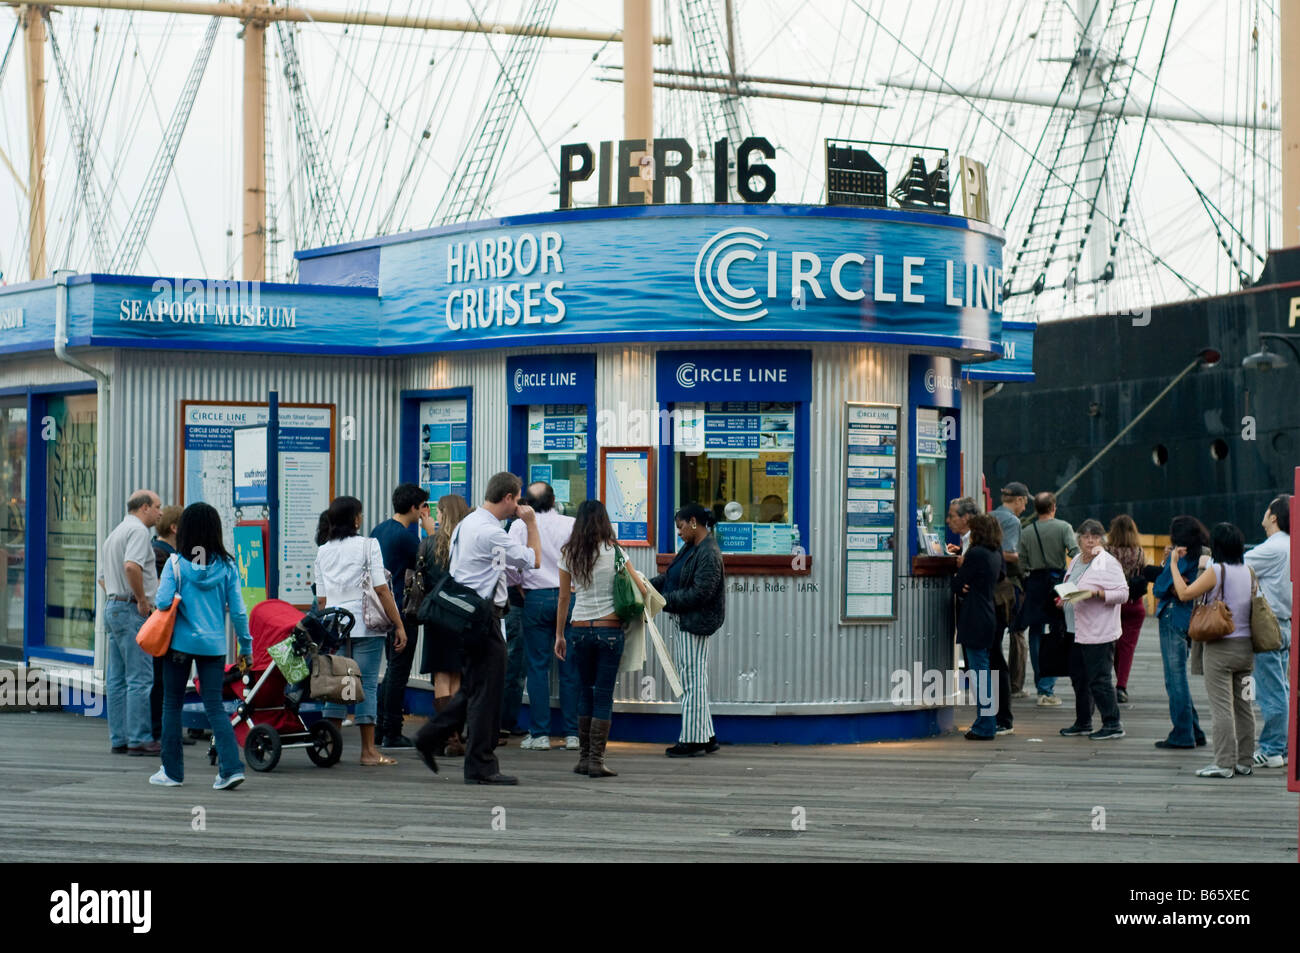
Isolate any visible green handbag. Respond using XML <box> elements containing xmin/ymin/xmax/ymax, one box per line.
<box><xmin>612</xmin><ymin>543</ymin><xmax>645</xmax><ymax>622</ymax></box>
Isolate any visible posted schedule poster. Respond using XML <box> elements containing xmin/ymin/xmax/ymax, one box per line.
<box><xmin>842</xmin><ymin>403</ymin><xmax>900</xmax><ymax>621</ymax></box>
<box><xmin>419</xmin><ymin>398</ymin><xmax>470</xmax><ymax>502</ymax></box>
<box><xmin>180</xmin><ymin>401</ymin><xmax>334</xmax><ymax>608</ymax></box>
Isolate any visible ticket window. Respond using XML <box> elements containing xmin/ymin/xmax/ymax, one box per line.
<box><xmin>913</xmin><ymin>407</ymin><xmax>959</xmax><ymax>557</ymax></box>
<box><xmin>524</xmin><ymin>403</ymin><xmax>588</xmax><ymax>513</ymax></box>
<box><xmin>672</xmin><ymin>401</ymin><xmax>799</xmax><ymax>555</ymax></box>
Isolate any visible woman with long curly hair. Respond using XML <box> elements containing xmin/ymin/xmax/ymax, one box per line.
<box><xmin>416</xmin><ymin>493</ymin><xmax>472</xmax><ymax>756</ymax></box>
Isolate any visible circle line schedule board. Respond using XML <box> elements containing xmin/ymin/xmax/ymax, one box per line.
<box><xmin>179</xmin><ymin>401</ymin><xmax>335</xmax><ymax>608</ymax></box>
<box><xmin>842</xmin><ymin>402</ymin><xmax>900</xmax><ymax>622</ymax></box>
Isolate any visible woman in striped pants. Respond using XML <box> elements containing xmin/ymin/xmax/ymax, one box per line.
<box><xmin>651</xmin><ymin>504</ymin><xmax>727</xmax><ymax>757</ymax></box>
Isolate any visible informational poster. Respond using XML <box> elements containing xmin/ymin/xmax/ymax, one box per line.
<box><xmin>842</xmin><ymin>403</ymin><xmax>900</xmax><ymax>622</ymax></box>
<box><xmin>233</xmin><ymin>522</ymin><xmax>268</xmax><ymax>614</ymax></box>
<box><xmin>180</xmin><ymin>401</ymin><xmax>334</xmax><ymax>609</ymax></box>
<box><xmin>601</xmin><ymin>448</ymin><xmax>652</xmax><ymax>545</ymax></box>
<box><xmin>232</xmin><ymin>425</ymin><xmax>268</xmax><ymax>506</ymax></box>
<box><xmin>419</xmin><ymin>397</ymin><xmax>469</xmax><ymax>502</ymax></box>
<box><xmin>528</xmin><ymin>404</ymin><xmax>587</xmax><ymax>453</ymax></box>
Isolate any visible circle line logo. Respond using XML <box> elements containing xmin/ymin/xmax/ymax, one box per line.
<box><xmin>924</xmin><ymin>369</ymin><xmax>937</xmax><ymax>394</ymax></box>
<box><xmin>694</xmin><ymin>227</ymin><xmax>770</xmax><ymax>322</ymax></box>
<box><xmin>676</xmin><ymin>362</ymin><xmax>697</xmax><ymax>388</ymax></box>
<box><xmin>513</xmin><ymin>368</ymin><xmax>524</xmax><ymax>393</ymax></box>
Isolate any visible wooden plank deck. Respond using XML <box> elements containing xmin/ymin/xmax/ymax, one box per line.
<box><xmin>1</xmin><ymin>618</ymin><xmax>1295</xmax><ymax>862</ymax></box>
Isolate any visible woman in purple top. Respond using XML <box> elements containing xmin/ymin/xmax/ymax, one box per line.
<box><xmin>1170</xmin><ymin>522</ymin><xmax>1256</xmax><ymax>778</ymax></box>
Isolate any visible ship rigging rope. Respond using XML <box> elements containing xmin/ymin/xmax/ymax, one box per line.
<box><xmin>848</xmin><ymin>0</ymin><xmax>1203</xmax><ymax>299</ymax></box>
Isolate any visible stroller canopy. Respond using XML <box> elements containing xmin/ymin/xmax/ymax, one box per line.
<box><xmin>248</xmin><ymin>599</ymin><xmax>304</xmax><ymax>669</ymax></box>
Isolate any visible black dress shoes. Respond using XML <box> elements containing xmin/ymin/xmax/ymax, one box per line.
<box><xmin>665</xmin><ymin>743</ymin><xmax>707</xmax><ymax>757</ymax></box>
<box><xmin>704</xmin><ymin>736</ymin><xmax>720</xmax><ymax>754</ymax></box>
<box><xmin>415</xmin><ymin>741</ymin><xmax>439</xmax><ymax>774</ymax></box>
<box><xmin>1154</xmin><ymin>739</ymin><xmax>1196</xmax><ymax>749</ymax></box>
<box><xmin>465</xmin><ymin>773</ymin><xmax>518</xmax><ymax>785</ymax></box>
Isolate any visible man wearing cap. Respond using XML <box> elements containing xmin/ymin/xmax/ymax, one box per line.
<box><xmin>993</xmin><ymin>482</ymin><xmax>1030</xmax><ymax>697</ymax></box>
<box><xmin>98</xmin><ymin>489</ymin><xmax>163</xmax><ymax>756</ymax></box>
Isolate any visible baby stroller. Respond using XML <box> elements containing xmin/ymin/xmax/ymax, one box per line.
<box><xmin>210</xmin><ymin>599</ymin><xmax>354</xmax><ymax>772</ymax></box>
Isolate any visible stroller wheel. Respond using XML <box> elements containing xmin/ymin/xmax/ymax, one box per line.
<box><xmin>207</xmin><ymin>744</ymin><xmax>217</xmax><ymax>767</ymax></box>
<box><xmin>307</xmin><ymin>720</ymin><xmax>343</xmax><ymax>768</ymax></box>
<box><xmin>244</xmin><ymin>724</ymin><xmax>282</xmax><ymax>772</ymax></box>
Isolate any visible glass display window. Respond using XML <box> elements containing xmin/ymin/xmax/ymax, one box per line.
<box><xmin>673</xmin><ymin>401</ymin><xmax>798</xmax><ymax>554</ymax></box>
<box><xmin>45</xmin><ymin>392</ymin><xmax>97</xmax><ymax>651</ymax></box>
<box><xmin>526</xmin><ymin>403</ymin><xmax>588</xmax><ymax>512</ymax></box>
<box><xmin>0</xmin><ymin>398</ymin><xmax>26</xmax><ymax>656</ymax></box>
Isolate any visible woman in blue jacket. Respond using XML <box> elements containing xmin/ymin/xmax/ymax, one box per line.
<box><xmin>150</xmin><ymin>503</ymin><xmax>252</xmax><ymax>789</ymax></box>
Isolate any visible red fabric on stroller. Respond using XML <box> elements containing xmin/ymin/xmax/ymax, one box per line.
<box><xmin>223</xmin><ymin>599</ymin><xmax>309</xmax><ymax>743</ymax></box>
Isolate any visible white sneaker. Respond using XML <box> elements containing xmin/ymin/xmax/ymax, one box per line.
<box><xmin>213</xmin><ymin>772</ymin><xmax>246</xmax><ymax>790</ymax></box>
<box><xmin>1195</xmin><ymin>765</ymin><xmax>1234</xmax><ymax>778</ymax></box>
<box><xmin>149</xmin><ymin>768</ymin><xmax>182</xmax><ymax>787</ymax></box>
<box><xmin>520</xmin><ymin>735</ymin><xmax>551</xmax><ymax>750</ymax></box>
<box><xmin>1036</xmin><ymin>694</ymin><xmax>1062</xmax><ymax>707</ymax></box>
<box><xmin>564</xmin><ymin>735</ymin><xmax>581</xmax><ymax>750</ymax></box>
<box><xmin>1252</xmin><ymin>751</ymin><xmax>1286</xmax><ymax>768</ymax></box>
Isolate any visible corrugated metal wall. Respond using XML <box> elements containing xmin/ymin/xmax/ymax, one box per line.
<box><xmin>109</xmin><ymin>350</ymin><xmax>402</xmax><ymax>531</ymax></box>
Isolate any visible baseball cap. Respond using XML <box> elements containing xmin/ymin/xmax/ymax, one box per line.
<box><xmin>1001</xmin><ymin>481</ymin><xmax>1030</xmax><ymax>498</ymax></box>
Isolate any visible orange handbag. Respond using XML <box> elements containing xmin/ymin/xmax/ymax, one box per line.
<box><xmin>136</xmin><ymin>555</ymin><xmax>181</xmax><ymax>657</ymax></box>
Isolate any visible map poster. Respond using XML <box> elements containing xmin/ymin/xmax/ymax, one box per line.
<box><xmin>841</xmin><ymin>403</ymin><xmax>900</xmax><ymax>623</ymax></box>
<box><xmin>600</xmin><ymin>447</ymin><xmax>653</xmax><ymax>546</ymax></box>
<box><xmin>179</xmin><ymin>401</ymin><xmax>334</xmax><ymax>609</ymax></box>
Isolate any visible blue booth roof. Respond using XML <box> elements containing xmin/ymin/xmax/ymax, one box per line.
<box><xmin>0</xmin><ymin>204</ymin><xmax>1027</xmax><ymax>375</ymax></box>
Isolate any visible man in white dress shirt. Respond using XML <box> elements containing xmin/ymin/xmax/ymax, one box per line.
<box><xmin>418</xmin><ymin>472</ymin><xmax>540</xmax><ymax>785</ymax></box>
<box><xmin>511</xmin><ymin>482</ymin><xmax>579</xmax><ymax>751</ymax></box>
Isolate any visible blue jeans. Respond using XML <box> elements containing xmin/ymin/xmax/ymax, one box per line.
<box><xmin>1026</xmin><ymin>623</ymin><xmax>1058</xmax><ymax>696</ymax></box>
<box><xmin>570</xmin><ymin>625</ymin><xmax>625</xmax><ymax>721</ymax></box>
<box><xmin>1254</xmin><ymin>627</ymin><xmax>1290</xmax><ymax>756</ymax></box>
<box><xmin>105</xmin><ymin>601</ymin><xmax>155</xmax><ymax>747</ymax></box>
<box><xmin>523</xmin><ymin>588</ymin><xmax>579</xmax><ymax>736</ymax></box>
<box><xmin>500</xmin><ymin>603</ymin><xmax>527</xmax><ymax>730</ymax></box>
<box><xmin>322</xmin><ymin>637</ymin><xmax>384</xmax><ymax>725</ymax></box>
<box><xmin>161</xmin><ymin>653</ymin><xmax>242</xmax><ymax>781</ymax></box>
<box><xmin>1158</xmin><ymin>611</ymin><xmax>1206</xmax><ymax>746</ymax></box>
<box><xmin>963</xmin><ymin>646</ymin><xmax>997</xmax><ymax>737</ymax></box>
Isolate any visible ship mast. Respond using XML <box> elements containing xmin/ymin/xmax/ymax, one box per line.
<box><xmin>11</xmin><ymin>0</ymin><xmax>670</xmax><ymax>281</ymax></box>
<box><xmin>1285</xmin><ymin>0</ymin><xmax>1299</xmax><ymax>247</ymax></box>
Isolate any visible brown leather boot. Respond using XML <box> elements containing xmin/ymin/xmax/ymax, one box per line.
<box><xmin>587</xmin><ymin>718</ymin><xmax>617</xmax><ymax>778</ymax></box>
<box><xmin>573</xmin><ymin>716</ymin><xmax>592</xmax><ymax>774</ymax></box>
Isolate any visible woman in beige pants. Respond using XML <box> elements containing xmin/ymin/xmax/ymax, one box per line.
<box><xmin>1170</xmin><ymin>522</ymin><xmax>1256</xmax><ymax>778</ymax></box>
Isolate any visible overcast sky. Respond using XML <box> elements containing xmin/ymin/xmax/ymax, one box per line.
<box><xmin>0</xmin><ymin>0</ymin><xmax>1281</xmax><ymax>315</ymax></box>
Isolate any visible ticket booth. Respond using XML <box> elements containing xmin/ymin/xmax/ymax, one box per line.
<box><xmin>507</xmin><ymin>354</ymin><xmax>596</xmax><ymax>511</ymax></box>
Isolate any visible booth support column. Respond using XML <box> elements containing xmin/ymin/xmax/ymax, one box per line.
<box><xmin>266</xmin><ymin>391</ymin><xmax>279</xmax><ymax>599</ymax></box>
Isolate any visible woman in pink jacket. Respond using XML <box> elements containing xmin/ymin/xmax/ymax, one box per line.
<box><xmin>1057</xmin><ymin>519</ymin><xmax>1130</xmax><ymax>741</ymax></box>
